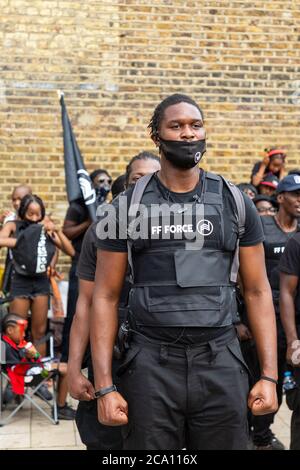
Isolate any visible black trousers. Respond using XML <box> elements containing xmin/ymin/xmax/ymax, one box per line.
<box><xmin>76</xmin><ymin>400</ymin><xmax>123</xmax><ymax>450</ymax></box>
<box><xmin>240</xmin><ymin>322</ymin><xmax>294</xmax><ymax>447</ymax></box>
<box><xmin>118</xmin><ymin>328</ymin><xmax>250</xmax><ymax>450</ymax></box>
<box><xmin>61</xmin><ymin>260</ymin><xmax>78</xmax><ymax>362</ymax></box>
<box><xmin>76</xmin><ymin>359</ymin><xmax>123</xmax><ymax>450</ymax></box>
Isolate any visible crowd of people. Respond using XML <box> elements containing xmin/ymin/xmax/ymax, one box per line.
<box><xmin>1</xmin><ymin>93</ymin><xmax>300</xmax><ymax>450</ymax></box>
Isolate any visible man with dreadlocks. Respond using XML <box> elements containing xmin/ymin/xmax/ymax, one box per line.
<box><xmin>91</xmin><ymin>94</ymin><xmax>278</xmax><ymax>450</ymax></box>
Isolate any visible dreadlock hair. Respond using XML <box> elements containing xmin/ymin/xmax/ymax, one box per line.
<box><xmin>18</xmin><ymin>194</ymin><xmax>45</xmax><ymax>221</ymax></box>
<box><xmin>111</xmin><ymin>174</ymin><xmax>126</xmax><ymax>199</ymax></box>
<box><xmin>125</xmin><ymin>151</ymin><xmax>160</xmax><ymax>186</ymax></box>
<box><xmin>148</xmin><ymin>94</ymin><xmax>204</xmax><ymax>140</ymax></box>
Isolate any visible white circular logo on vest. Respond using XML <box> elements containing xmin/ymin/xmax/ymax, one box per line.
<box><xmin>196</xmin><ymin>219</ymin><xmax>214</xmax><ymax>236</ymax></box>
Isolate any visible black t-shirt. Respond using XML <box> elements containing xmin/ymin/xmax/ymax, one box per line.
<box><xmin>95</xmin><ymin>172</ymin><xmax>264</xmax><ymax>343</ymax></box>
<box><xmin>76</xmin><ymin>223</ymin><xmax>97</xmax><ymax>282</ymax></box>
<box><xmin>2</xmin><ymin>336</ymin><xmax>26</xmax><ymax>364</ymax></box>
<box><xmin>279</xmin><ymin>232</ymin><xmax>300</xmax><ymax>323</ymax></box>
<box><xmin>64</xmin><ymin>199</ymin><xmax>89</xmax><ymax>257</ymax></box>
<box><xmin>77</xmin><ymin>222</ymin><xmax>131</xmax><ymax>308</ymax></box>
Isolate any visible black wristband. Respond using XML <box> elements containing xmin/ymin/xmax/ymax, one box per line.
<box><xmin>260</xmin><ymin>375</ymin><xmax>278</xmax><ymax>385</ymax></box>
<box><xmin>95</xmin><ymin>384</ymin><xmax>117</xmax><ymax>399</ymax></box>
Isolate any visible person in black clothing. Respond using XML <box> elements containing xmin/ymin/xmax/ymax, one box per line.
<box><xmin>0</xmin><ymin>184</ymin><xmax>32</xmax><ymax>295</ymax></box>
<box><xmin>61</xmin><ymin>169</ymin><xmax>112</xmax><ymax>362</ymax></box>
<box><xmin>91</xmin><ymin>94</ymin><xmax>278</xmax><ymax>450</ymax></box>
<box><xmin>279</xmin><ymin>230</ymin><xmax>300</xmax><ymax>450</ymax></box>
<box><xmin>0</xmin><ymin>194</ymin><xmax>74</xmax><ymax>357</ymax></box>
<box><xmin>67</xmin><ymin>153</ymin><xmax>160</xmax><ymax>450</ymax></box>
<box><xmin>241</xmin><ymin>174</ymin><xmax>300</xmax><ymax>449</ymax></box>
<box><xmin>251</xmin><ymin>147</ymin><xmax>286</xmax><ymax>188</ymax></box>
<box><xmin>90</xmin><ymin>169</ymin><xmax>112</xmax><ymax>206</ymax></box>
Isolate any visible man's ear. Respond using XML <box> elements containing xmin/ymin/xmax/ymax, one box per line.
<box><xmin>151</xmin><ymin>135</ymin><xmax>160</xmax><ymax>148</ymax></box>
<box><xmin>277</xmin><ymin>193</ymin><xmax>284</xmax><ymax>204</ymax></box>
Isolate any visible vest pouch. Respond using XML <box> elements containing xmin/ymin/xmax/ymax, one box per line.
<box><xmin>132</xmin><ymin>284</ymin><xmax>235</xmax><ymax>327</ymax></box>
<box><xmin>174</xmin><ymin>249</ymin><xmax>232</xmax><ymax>287</ymax></box>
<box><xmin>146</xmin><ymin>285</ymin><xmax>222</xmax><ymax>313</ymax></box>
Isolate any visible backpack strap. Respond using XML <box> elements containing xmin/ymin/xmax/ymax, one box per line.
<box><xmin>221</xmin><ymin>177</ymin><xmax>246</xmax><ymax>282</ymax></box>
<box><xmin>127</xmin><ymin>173</ymin><xmax>154</xmax><ymax>281</ymax></box>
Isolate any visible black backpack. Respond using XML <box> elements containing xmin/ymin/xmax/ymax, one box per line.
<box><xmin>12</xmin><ymin>222</ymin><xmax>56</xmax><ymax>277</ymax></box>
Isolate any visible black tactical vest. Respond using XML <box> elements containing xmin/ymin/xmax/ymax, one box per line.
<box><xmin>128</xmin><ymin>172</ymin><xmax>240</xmax><ymax>328</ymax></box>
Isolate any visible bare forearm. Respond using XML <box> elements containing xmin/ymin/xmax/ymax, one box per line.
<box><xmin>68</xmin><ymin>305</ymin><xmax>90</xmax><ymax>374</ymax></box>
<box><xmin>56</xmin><ymin>230</ymin><xmax>75</xmax><ymax>257</ymax></box>
<box><xmin>280</xmin><ymin>291</ymin><xmax>298</xmax><ymax>344</ymax></box>
<box><xmin>63</xmin><ymin>220</ymin><xmax>90</xmax><ymax>240</ymax></box>
<box><xmin>0</xmin><ymin>237</ymin><xmax>16</xmax><ymax>248</ymax></box>
<box><xmin>244</xmin><ymin>286</ymin><xmax>278</xmax><ymax>379</ymax></box>
<box><xmin>251</xmin><ymin>164</ymin><xmax>267</xmax><ymax>186</ymax></box>
<box><xmin>90</xmin><ymin>298</ymin><xmax>118</xmax><ymax>389</ymax></box>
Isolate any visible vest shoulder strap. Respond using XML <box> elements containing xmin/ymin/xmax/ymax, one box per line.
<box><xmin>221</xmin><ymin>176</ymin><xmax>246</xmax><ymax>282</ymax></box>
<box><xmin>204</xmin><ymin>171</ymin><xmax>221</xmax><ymax>181</ymax></box>
<box><xmin>127</xmin><ymin>173</ymin><xmax>154</xmax><ymax>280</ymax></box>
<box><xmin>128</xmin><ymin>173</ymin><xmax>154</xmax><ymax>215</ymax></box>
<box><xmin>221</xmin><ymin>177</ymin><xmax>246</xmax><ymax>238</ymax></box>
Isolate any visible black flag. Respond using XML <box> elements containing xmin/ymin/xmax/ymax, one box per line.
<box><xmin>59</xmin><ymin>92</ymin><xmax>97</xmax><ymax>222</ymax></box>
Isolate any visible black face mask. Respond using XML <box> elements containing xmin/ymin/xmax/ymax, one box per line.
<box><xmin>159</xmin><ymin>138</ymin><xmax>206</xmax><ymax>169</ymax></box>
<box><xmin>23</xmin><ymin>219</ymin><xmax>38</xmax><ymax>226</ymax></box>
<box><xmin>96</xmin><ymin>186</ymin><xmax>111</xmax><ymax>206</ymax></box>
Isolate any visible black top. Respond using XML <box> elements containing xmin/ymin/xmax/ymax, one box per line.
<box><xmin>77</xmin><ymin>222</ymin><xmax>131</xmax><ymax>307</ymax></box>
<box><xmin>64</xmin><ymin>199</ymin><xmax>90</xmax><ymax>257</ymax></box>
<box><xmin>77</xmin><ymin>223</ymin><xmax>98</xmax><ymax>282</ymax></box>
<box><xmin>94</xmin><ymin>172</ymin><xmax>264</xmax><ymax>343</ymax></box>
<box><xmin>251</xmin><ymin>162</ymin><xmax>281</xmax><ymax>185</ymax></box>
<box><xmin>278</xmin><ymin>232</ymin><xmax>300</xmax><ymax>323</ymax></box>
<box><xmin>2</xmin><ymin>336</ymin><xmax>26</xmax><ymax>364</ymax></box>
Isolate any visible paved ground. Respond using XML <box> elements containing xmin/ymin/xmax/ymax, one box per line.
<box><xmin>0</xmin><ymin>393</ymin><xmax>293</xmax><ymax>450</ymax></box>
<box><xmin>0</xmin><ymin>395</ymin><xmax>85</xmax><ymax>450</ymax></box>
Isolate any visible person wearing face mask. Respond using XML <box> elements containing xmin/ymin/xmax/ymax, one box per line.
<box><xmin>90</xmin><ymin>169</ymin><xmax>112</xmax><ymax>206</ymax></box>
<box><xmin>0</xmin><ymin>194</ymin><xmax>74</xmax><ymax>355</ymax></box>
<box><xmin>90</xmin><ymin>94</ymin><xmax>278</xmax><ymax>450</ymax></box>
<box><xmin>0</xmin><ymin>194</ymin><xmax>75</xmax><ymax>414</ymax></box>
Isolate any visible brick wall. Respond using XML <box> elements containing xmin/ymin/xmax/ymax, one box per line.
<box><xmin>1</xmin><ymin>0</ymin><xmax>300</xmax><ymax>272</ymax></box>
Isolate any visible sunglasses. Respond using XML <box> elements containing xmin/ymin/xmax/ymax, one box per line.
<box><xmin>98</xmin><ymin>178</ymin><xmax>112</xmax><ymax>184</ymax></box>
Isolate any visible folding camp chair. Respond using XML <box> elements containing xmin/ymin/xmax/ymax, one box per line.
<box><xmin>0</xmin><ymin>331</ymin><xmax>59</xmax><ymax>426</ymax></box>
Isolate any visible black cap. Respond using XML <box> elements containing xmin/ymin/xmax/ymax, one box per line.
<box><xmin>277</xmin><ymin>174</ymin><xmax>300</xmax><ymax>194</ymax></box>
